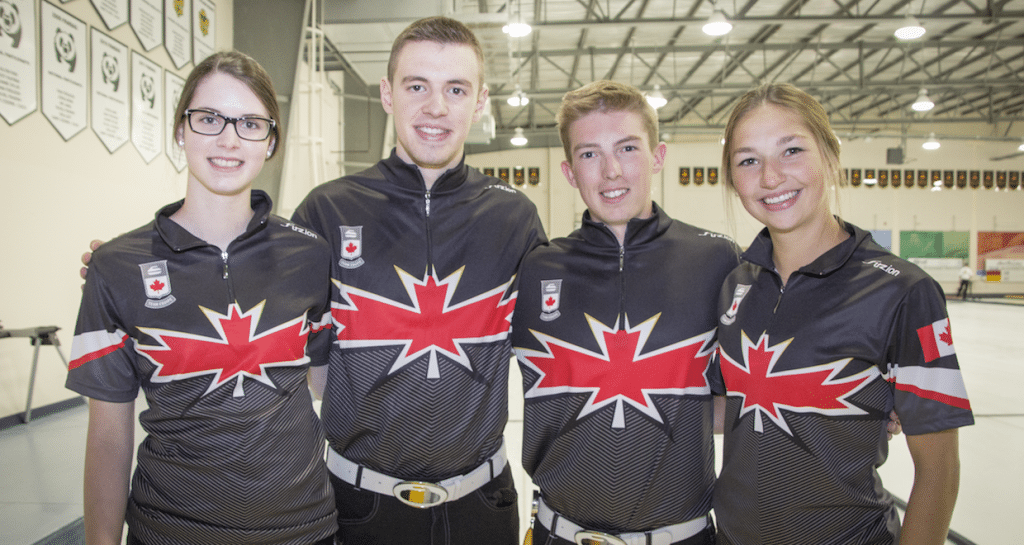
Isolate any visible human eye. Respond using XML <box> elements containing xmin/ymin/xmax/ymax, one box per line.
<box><xmin>578</xmin><ymin>151</ymin><xmax>596</xmax><ymax>160</ymax></box>
<box><xmin>196</xmin><ymin>112</ymin><xmax>221</xmax><ymax>126</ymax></box>
<box><xmin>621</xmin><ymin>144</ymin><xmax>638</xmax><ymax>152</ymax></box>
<box><xmin>784</xmin><ymin>146</ymin><xmax>804</xmax><ymax>156</ymax></box>
<box><xmin>241</xmin><ymin>118</ymin><xmax>266</xmax><ymax>131</ymax></box>
<box><xmin>408</xmin><ymin>84</ymin><xmax>425</xmax><ymax>92</ymax></box>
<box><xmin>736</xmin><ymin>156</ymin><xmax>757</xmax><ymax>167</ymax></box>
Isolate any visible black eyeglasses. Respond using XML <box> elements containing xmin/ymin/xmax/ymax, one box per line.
<box><xmin>184</xmin><ymin>109</ymin><xmax>276</xmax><ymax>141</ymax></box>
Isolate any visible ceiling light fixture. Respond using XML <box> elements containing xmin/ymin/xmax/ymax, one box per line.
<box><xmin>922</xmin><ymin>133</ymin><xmax>940</xmax><ymax>150</ymax></box>
<box><xmin>702</xmin><ymin>10</ymin><xmax>733</xmax><ymax>37</ymax></box>
<box><xmin>911</xmin><ymin>88</ymin><xmax>934</xmax><ymax>112</ymax></box>
<box><xmin>502</xmin><ymin>21</ymin><xmax>532</xmax><ymax>38</ymax></box>
<box><xmin>507</xmin><ymin>85</ymin><xmax>530</xmax><ymax>107</ymax></box>
<box><xmin>895</xmin><ymin>15</ymin><xmax>926</xmax><ymax>40</ymax></box>
<box><xmin>510</xmin><ymin>127</ymin><xmax>528</xmax><ymax>146</ymax></box>
<box><xmin>646</xmin><ymin>85</ymin><xmax>668</xmax><ymax>109</ymax></box>
<box><xmin>1018</xmin><ymin>138</ymin><xmax>1024</xmax><ymax>152</ymax></box>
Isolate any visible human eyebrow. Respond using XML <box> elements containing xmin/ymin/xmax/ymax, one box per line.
<box><xmin>777</xmin><ymin>134</ymin><xmax>809</xmax><ymax>146</ymax></box>
<box><xmin>571</xmin><ymin>142</ymin><xmax>598</xmax><ymax>154</ymax></box>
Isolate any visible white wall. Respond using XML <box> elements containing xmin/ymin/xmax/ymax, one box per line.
<box><xmin>0</xmin><ymin>0</ymin><xmax>234</xmax><ymax>418</ymax></box>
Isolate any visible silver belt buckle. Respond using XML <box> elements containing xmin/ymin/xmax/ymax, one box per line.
<box><xmin>575</xmin><ymin>531</ymin><xmax>628</xmax><ymax>545</ymax></box>
<box><xmin>393</xmin><ymin>481</ymin><xmax>448</xmax><ymax>509</ymax></box>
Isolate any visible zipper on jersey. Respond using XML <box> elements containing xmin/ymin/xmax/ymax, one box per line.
<box><xmin>424</xmin><ymin>190</ymin><xmax>434</xmax><ymax>269</ymax></box>
<box><xmin>221</xmin><ymin>250</ymin><xmax>236</xmax><ymax>302</ymax></box>
<box><xmin>618</xmin><ymin>244</ymin><xmax>626</xmax><ymax>323</ymax></box>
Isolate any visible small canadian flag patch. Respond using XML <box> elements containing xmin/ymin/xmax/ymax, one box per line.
<box><xmin>916</xmin><ymin>318</ymin><xmax>955</xmax><ymax>363</ymax></box>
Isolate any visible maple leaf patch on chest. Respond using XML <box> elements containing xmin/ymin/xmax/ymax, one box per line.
<box><xmin>516</xmin><ymin>313</ymin><xmax>716</xmax><ymax>429</ymax></box>
<box><xmin>135</xmin><ymin>302</ymin><xmax>310</xmax><ymax>397</ymax></box>
<box><xmin>331</xmin><ymin>266</ymin><xmax>515</xmax><ymax>380</ymax></box>
<box><xmin>719</xmin><ymin>332</ymin><xmax>880</xmax><ymax>435</ymax></box>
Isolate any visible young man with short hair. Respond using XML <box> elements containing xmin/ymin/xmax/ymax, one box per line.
<box><xmin>292</xmin><ymin>16</ymin><xmax>545</xmax><ymax>545</ymax></box>
<box><xmin>511</xmin><ymin>80</ymin><xmax>739</xmax><ymax>545</ymax></box>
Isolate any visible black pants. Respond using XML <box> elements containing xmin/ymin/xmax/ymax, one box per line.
<box><xmin>330</xmin><ymin>464</ymin><xmax>519</xmax><ymax>545</ymax></box>
<box><xmin>957</xmin><ymin>279</ymin><xmax>970</xmax><ymax>299</ymax></box>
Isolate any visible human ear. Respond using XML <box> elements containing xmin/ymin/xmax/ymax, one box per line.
<box><xmin>561</xmin><ymin>160</ymin><xmax>578</xmax><ymax>189</ymax></box>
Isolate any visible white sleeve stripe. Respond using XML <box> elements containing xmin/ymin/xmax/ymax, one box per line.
<box><xmin>893</xmin><ymin>365</ymin><xmax>969</xmax><ymax>400</ymax></box>
<box><xmin>70</xmin><ymin>329</ymin><xmax>128</xmax><ymax>364</ymax></box>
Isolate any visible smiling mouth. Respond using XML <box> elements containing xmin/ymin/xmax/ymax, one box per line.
<box><xmin>762</xmin><ymin>190</ymin><xmax>799</xmax><ymax>205</ymax></box>
<box><xmin>209</xmin><ymin>158</ymin><xmax>243</xmax><ymax>168</ymax></box>
<box><xmin>602</xmin><ymin>188</ymin><xmax>628</xmax><ymax>199</ymax></box>
<box><xmin>416</xmin><ymin>126</ymin><xmax>450</xmax><ymax>139</ymax></box>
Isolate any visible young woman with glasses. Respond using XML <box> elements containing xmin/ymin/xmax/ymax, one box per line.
<box><xmin>67</xmin><ymin>51</ymin><xmax>337</xmax><ymax>545</ymax></box>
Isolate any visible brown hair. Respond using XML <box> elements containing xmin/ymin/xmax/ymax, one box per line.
<box><xmin>721</xmin><ymin>82</ymin><xmax>843</xmax><ymax>194</ymax></box>
<box><xmin>173</xmin><ymin>50</ymin><xmax>283</xmax><ymax>158</ymax></box>
<box><xmin>386</xmin><ymin>16</ymin><xmax>484</xmax><ymax>85</ymax></box>
<box><xmin>556</xmin><ymin>80</ymin><xmax>660</xmax><ymax>163</ymax></box>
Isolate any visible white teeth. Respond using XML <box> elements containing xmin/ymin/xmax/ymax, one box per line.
<box><xmin>602</xmin><ymin>189</ymin><xmax>627</xmax><ymax>198</ymax></box>
<box><xmin>419</xmin><ymin>127</ymin><xmax>445</xmax><ymax>135</ymax></box>
<box><xmin>210</xmin><ymin>158</ymin><xmax>242</xmax><ymax>167</ymax></box>
<box><xmin>763</xmin><ymin>190</ymin><xmax>798</xmax><ymax>204</ymax></box>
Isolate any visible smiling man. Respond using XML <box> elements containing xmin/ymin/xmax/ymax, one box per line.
<box><xmin>511</xmin><ymin>80</ymin><xmax>740</xmax><ymax>545</ymax></box>
<box><xmin>291</xmin><ymin>17</ymin><xmax>546</xmax><ymax>545</ymax></box>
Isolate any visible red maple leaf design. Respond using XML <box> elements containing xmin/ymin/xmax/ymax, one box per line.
<box><xmin>150</xmin><ymin>279</ymin><xmax>165</xmax><ymax>291</ymax></box>
<box><xmin>938</xmin><ymin>323</ymin><xmax>953</xmax><ymax>347</ymax></box>
<box><xmin>136</xmin><ymin>302</ymin><xmax>310</xmax><ymax>397</ymax></box>
<box><xmin>545</xmin><ymin>297</ymin><xmax>556</xmax><ymax>307</ymax></box>
<box><xmin>346</xmin><ymin>242</ymin><xmax>357</xmax><ymax>253</ymax></box>
<box><xmin>517</xmin><ymin>314</ymin><xmax>715</xmax><ymax>428</ymax></box>
<box><xmin>331</xmin><ymin>267</ymin><xmax>515</xmax><ymax>379</ymax></box>
<box><xmin>719</xmin><ymin>332</ymin><xmax>879</xmax><ymax>435</ymax></box>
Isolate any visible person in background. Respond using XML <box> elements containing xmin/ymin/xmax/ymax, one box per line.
<box><xmin>512</xmin><ymin>80</ymin><xmax>739</xmax><ymax>545</ymax></box>
<box><xmin>957</xmin><ymin>261</ymin><xmax>973</xmax><ymax>300</ymax></box>
<box><xmin>67</xmin><ymin>51</ymin><xmax>337</xmax><ymax>545</ymax></box>
<box><xmin>711</xmin><ymin>82</ymin><xmax>973</xmax><ymax>545</ymax></box>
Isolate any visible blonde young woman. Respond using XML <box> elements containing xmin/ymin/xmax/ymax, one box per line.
<box><xmin>67</xmin><ymin>51</ymin><xmax>336</xmax><ymax>545</ymax></box>
<box><xmin>710</xmin><ymin>83</ymin><xmax>973</xmax><ymax>545</ymax></box>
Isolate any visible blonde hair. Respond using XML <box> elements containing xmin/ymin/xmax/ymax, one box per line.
<box><xmin>557</xmin><ymin>80</ymin><xmax>659</xmax><ymax>163</ymax></box>
<box><xmin>720</xmin><ymin>83</ymin><xmax>845</xmax><ymax>229</ymax></box>
<box><xmin>721</xmin><ymin>82</ymin><xmax>844</xmax><ymax>193</ymax></box>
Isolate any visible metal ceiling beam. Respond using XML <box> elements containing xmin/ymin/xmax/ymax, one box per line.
<box><xmin>503</xmin><ymin>37</ymin><xmax>1022</xmax><ymax>58</ymax></box>
<box><xmin>518</xmin><ymin>11</ymin><xmax>1024</xmax><ymax>28</ymax></box>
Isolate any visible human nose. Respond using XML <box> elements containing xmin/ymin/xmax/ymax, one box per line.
<box><xmin>216</xmin><ymin>120</ymin><xmax>242</xmax><ymax>147</ymax></box>
<box><xmin>603</xmin><ymin>155</ymin><xmax>622</xmax><ymax>179</ymax></box>
<box><xmin>761</xmin><ymin>159</ymin><xmax>784</xmax><ymax>188</ymax></box>
<box><xmin>422</xmin><ymin>89</ymin><xmax>448</xmax><ymax>117</ymax></box>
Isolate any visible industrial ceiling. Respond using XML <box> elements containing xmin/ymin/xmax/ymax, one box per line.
<box><xmin>315</xmin><ymin>0</ymin><xmax>1024</xmax><ymax>150</ymax></box>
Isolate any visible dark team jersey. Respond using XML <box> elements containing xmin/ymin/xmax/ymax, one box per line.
<box><xmin>66</xmin><ymin>191</ymin><xmax>337</xmax><ymax>545</ymax></box>
<box><xmin>512</xmin><ymin>204</ymin><xmax>740</xmax><ymax>532</ymax></box>
<box><xmin>292</xmin><ymin>150</ymin><xmax>546</xmax><ymax>481</ymax></box>
<box><xmin>709</xmin><ymin>221</ymin><xmax>974</xmax><ymax>545</ymax></box>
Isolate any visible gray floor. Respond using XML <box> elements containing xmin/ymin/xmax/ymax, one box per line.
<box><xmin>2</xmin><ymin>301</ymin><xmax>1019</xmax><ymax>545</ymax></box>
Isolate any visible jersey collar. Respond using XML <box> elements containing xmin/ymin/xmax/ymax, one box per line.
<box><xmin>155</xmin><ymin>190</ymin><xmax>274</xmax><ymax>252</ymax></box>
<box><xmin>743</xmin><ymin>218</ymin><xmax>869</xmax><ymax>277</ymax></box>
<box><xmin>579</xmin><ymin>201</ymin><xmax>672</xmax><ymax>248</ymax></box>
<box><xmin>379</xmin><ymin>148</ymin><xmax>469</xmax><ymax>194</ymax></box>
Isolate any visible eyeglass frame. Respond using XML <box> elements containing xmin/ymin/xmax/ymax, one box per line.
<box><xmin>182</xmin><ymin>108</ymin><xmax>277</xmax><ymax>141</ymax></box>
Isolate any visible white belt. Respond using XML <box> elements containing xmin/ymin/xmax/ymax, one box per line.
<box><xmin>537</xmin><ymin>497</ymin><xmax>710</xmax><ymax>545</ymax></box>
<box><xmin>326</xmin><ymin>442</ymin><xmax>507</xmax><ymax>509</ymax></box>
